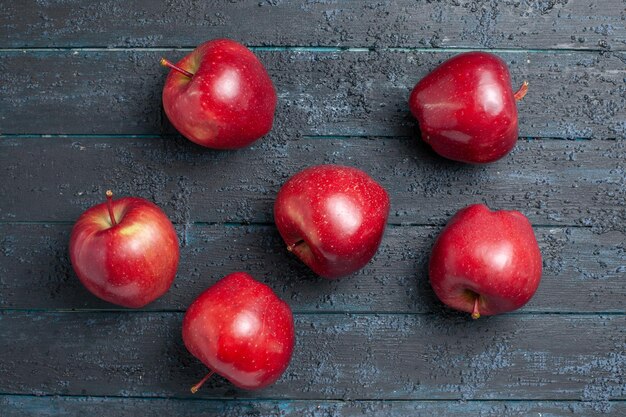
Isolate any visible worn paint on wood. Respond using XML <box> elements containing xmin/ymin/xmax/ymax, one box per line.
<box><xmin>1</xmin><ymin>137</ymin><xmax>625</xmax><ymax>229</ymax></box>
<box><xmin>0</xmin><ymin>223</ymin><xmax>624</xmax><ymax>313</ymax></box>
<box><xmin>1</xmin><ymin>50</ymin><xmax>625</xmax><ymax>138</ymax></box>
<box><xmin>3</xmin><ymin>1</ymin><xmax>626</xmax><ymax>51</ymax></box>
<box><xmin>2</xmin><ymin>396</ymin><xmax>625</xmax><ymax>417</ymax></box>
<box><xmin>0</xmin><ymin>312</ymin><xmax>624</xmax><ymax>401</ymax></box>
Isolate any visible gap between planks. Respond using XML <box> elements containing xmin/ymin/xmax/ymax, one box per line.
<box><xmin>1</xmin><ymin>392</ymin><xmax>625</xmax><ymax>403</ymax></box>
<box><xmin>0</xmin><ymin>134</ymin><xmax>600</xmax><ymax>141</ymax></box>
<box><xmin>0</xmin><ymin>220</ymin><xmax>599</xmax><ymax>229</ymax></box>
<box><xmin>0</xmin><ymin>46</ymin><xmax>612</xmax><ymax>53</ymax></box>
<box><xmin>0</xmin><ymin>309</ymin><xmax>622</xmax><ymax>316</ymax></box>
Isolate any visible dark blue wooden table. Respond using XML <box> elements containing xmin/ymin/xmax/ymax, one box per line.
<box><xmin>1</xmin><ymin>1</ymin><xmax>625</xmax><ymax>416</ymax></box>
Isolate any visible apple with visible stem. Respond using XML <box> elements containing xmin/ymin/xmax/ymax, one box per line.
<box><xmin>160</xmin><ymin>38</ymin><xmax>277</xmax><ymax>149</ymax></box>
<box><xmin>274</xmin><ymin>165</ymin><xmax>390</xmax><ymax>279</ymax></box>
<box><xmin>429</xmin><ymin>204</ymin><xmax>542</xmax><ymax>318</ymax></box>
<box><xmin>182</xmin><ymin>272</ymin><xmax>295</xmax><ymax>392</ymax></box>
<box><xmin>409</xmin><ymin>51</ymin><xmax>528</xmax><ymax>163</ymax></box>
<box><xmin>69</xmin><ymin>191</ymin><xmax>179</xmax><ymax>308</ymax></box>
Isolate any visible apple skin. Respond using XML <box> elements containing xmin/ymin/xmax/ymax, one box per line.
<box><xmin>429</xmin><ymin>204</ymin><xmax>542</xmax><ymax>318</ymax></box>
<box><xmin>274</xmin><ymin>165</ymin><xmax>390</xmax><ymax>279</ymax></box>
<box><xmin>182</xmin><ymin>272</ymin><xmax>295</xmax><ymax>390</ymax></box>
<box><xmin>69</xmin><ymin>194</ymin><xmax>179</xmax><ymax>308</ymax></box>
<box><xmin>409</xmin><ymin>52</ymin><xmax>527</xmax><ymax>163</ymax></box>
<box><xmin>162</xmin><ymin>38</ymin><xmax>277</xmax><ymax>149</ymax></box>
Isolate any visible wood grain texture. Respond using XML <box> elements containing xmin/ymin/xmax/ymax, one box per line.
<box><xmin>0</xmin><ymin>312</ymin><xmax>623</xmax><ymax>401</ymax></box>
<box><xmin>2</xmin><ymin>0</ymin><xmax>626</xmax><ymax>51</ymax></box>
<box><xmin>1</xmin><ymin>50</ymin><xmax>625</xmax><ymax>138</ymax></box>
<box><xmin>2</xmin><ymin>137</ymin><xmax>624</xmax><ymax>230</ymax></box>
<box><xmin>2</xmin><ymin>396</ymin><xmax>625</xmax><ymax>417</ymax></box>
<box><xmin>1</xmin><ymin>223</ymin><xmax>624</xmax><ymax>313</ymax></box>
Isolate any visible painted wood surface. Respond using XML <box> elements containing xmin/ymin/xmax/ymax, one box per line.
<box><xmin>0</xmin><ymin>312</ymin><xmax>624</xmax><ymax>401</ymax></box>
<box><xmin>1</xmin><ymin>0</ymin><xmax>625</xmax><ymax>416</ymax></box>
<box><xmin>1</xmin><ymin>137</ymin><xmax>624</xmax><ymax>229</ymax></box>
<box><xmin>1</xmin><ymin>50</ymin><xmax>625</xmax><ymax>138</ymax></box>
<box><xmin>1</xmin><ymin>223</ymin><xmax>624</xmax><ymax>313</ymax></box>
<box><xmin>3</xmin><ymin>0</ymin><xmax>626</xmax><ymax>51</ymax></box>
<box><xmin>2</xmin><ymin>396</ymin><xmax>624</xmax><ymax>417</ymax></box>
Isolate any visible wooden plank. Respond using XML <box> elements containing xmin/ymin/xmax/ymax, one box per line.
<box><xmin>2</xmin><ymin>396</ymin><xmax>624</xmax><ymax>417</ymax></box>
<box><xmin>0</xmin><ymin>223</ymin><xmax>624</xmax><ymax>313</ymax></box>
<box><xmin>2</xmin><ymin>1</ymin><xmax>626</xmax><ymax>51</ymax></box>
<box><xmin>0</xmin><ymin>312</ymin><xmax>623</xmax><ymax>400</ymax></box>
<box><xmin>1</xmin><ymin>137</ymin><xmax>624</xmax><ymax>229</ymax></box>
<box><xmin>1</xmin><ymin>50</ymin><xmax>625</xmax><ymax>138</ymax></box>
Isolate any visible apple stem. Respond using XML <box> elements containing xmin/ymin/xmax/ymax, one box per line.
<box><xmin>105</xmin><ymin>190</ymin><xmax>117</xmax><ymax>226</ymax></box>
<box><xmin>471</xmin><ymin>296</ymin><xmax>481</xmax><ymax>320</ymax></box>
<box><xmin>287</xmin><ymin>239</ymin><xmax>305</xmax><ymax>252</ymax></box>
<box><xmin>160</xmin><ymin>57</ymin><xmax>194</xmax><ymax>78</ymax></box>
<box><xmin>514</xmin><ymin>81</ymin><xmax>529</xmax><ymax>101</ymax></box>
<box><xmin>190</xmin><ymin>370</ymin><xmax>215</xmax><ymax>394</ymax></box>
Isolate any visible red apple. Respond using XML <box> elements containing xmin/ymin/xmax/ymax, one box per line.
<box><xmin>274</xmin><ymin>165</ymin><xmax>390</xmax><ymax>279</ymax></box>
<box><xmin>161</xmin><ymin>38</ymin><xmax>277</xmax><ymax>149</ymax></box>
<box><xmin>182</xmin><ymin>272</ymin><xmax>295</xmax><ymax>391</ymax></box>
<box><xmin>409</xmin><ymin>52</ymin><xmax>528</xmax><ymax>163</ymax></box>
<box><xmin>429</xmin><ymin>204</ymin><xmax>542</xmax><ymax>318</ymax></box>
<box><xmin>69</xmin><ymin>191</ymin><xmax>179</xmax><ymax>308</ymax></box>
